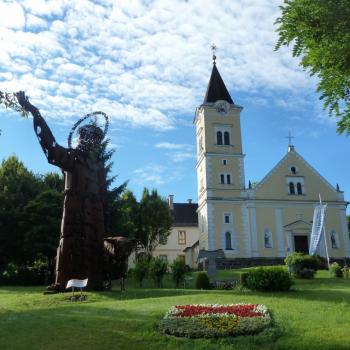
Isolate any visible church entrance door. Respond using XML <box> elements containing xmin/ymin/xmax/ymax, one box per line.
<box><xmin>294</xmin><ymin>235</ymin><xmax>309</xmax><ymax>254</ymax></box>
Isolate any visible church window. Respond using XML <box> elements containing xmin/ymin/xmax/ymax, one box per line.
<box><xmin>291</xmin><ymin>166</ymin><xmax>297</xmax><ymax>174</ymax></box>
<box><xmin>289</xmin><ymin>182</ymin><xmax>295</xmax><ymax>195</ymax></box>
<box><xmin>297</xmin><ymin>182</ymin><xmax>302</xmax><ymax>195</ymax></box>
<box><xmin>330</xmin><ymin>230</ymin><xmax>339</xmax><ymax>249</ymax></box>
<box><xmin>220</xmin><ymin>174</ymin><xmax>225</xmax><ymax>184</ymax></box>
<box><xmin>226</xmin><ymin>174</ymin><xmax>231</xmax><ymax>184</ymax></box>
<box><xmin>223</xmin><ymin>159</ymin><xmax>227</xmax><ymax>165</ymax></box>
<box><xmin>225</xmin><ymin>232</ymin><xmax>232</xmax><ymax>250</ymax></box>
<box><xmin>224</xmin><ymin>213</ymin><xmax>232</xmax><ymax>224</ymax></box>
<box><xmin>178</xmin><ymin>231</ymin><xmax>186</xmax><ymax>245</ymax></box>
<box><xmin>264</xmin><ymin>229</ymin><xmax>272</xmax><ymax>248</ymax></box>
<box><xmin>217</xmin><ymin>131</ymin><xmax>223</xmax><ymax>145</ymax></box>
<box><xmin>224</xmin><ymin>131</ymin><xmax>230</xmax><ymax>145</ymax></box>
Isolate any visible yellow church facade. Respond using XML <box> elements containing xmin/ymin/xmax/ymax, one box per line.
<box><xmin>194</xmin><ymin>60</ymin><xmax>350</xmax><ymax>264</ymax></box>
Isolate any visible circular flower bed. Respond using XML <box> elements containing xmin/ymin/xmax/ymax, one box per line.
<box><xmin>159</xmin><ymin>303</ymin><xmax>271</xmax><ymax>338</ymax></box>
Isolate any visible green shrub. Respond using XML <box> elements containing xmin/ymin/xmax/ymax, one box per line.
<box><xmin>240</xmin><ymin>266</ymin><xmax>293</xmax><ymax>292</ymax></box>
<box><xmin>133</xmin><ymin>256</ymin><xmax>150</xmax><ymax>287</ymax></box>
<box><xmin>170</xmin><ymin>258</ymin><xmax>189</xmax><ymax>288</ymax></box>
<box><xmin>342</xmin><ymin>266</ymin><xmax>350</xmax><ymax>278</ymax></box>
<box><xmin>285</xmin><ymin>252</ymin><xmax>318</xmax><ymax>278</ymax></box>
<box><xmin>330</xmin><ymin>262</ymin><xmax>343</xmax><ymax>278</ymax></box>
<box><xmin>149</xmin><ymin>257</ymin><xmax>168</xmax><ymax>287</ymax></box>
<box><xmin>195</xmin><ymin>272</ymin><xmax>211</xmax><ymax>290</ymax></box>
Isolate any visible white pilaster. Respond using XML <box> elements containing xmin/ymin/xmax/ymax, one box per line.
<box><xmin>207</xmin><ymin>201</ymin><xmax>216</xmax><ymax>250</ymax></box>
<box><xmin>242</xmin><ymin>205</ymin><xmax>251</xmax><ymax>257</ymax></box>
<box><xmin>249</xmin><ymin>206</ymin><xmax>259</xmax><ymax>257</ymax></box>
<box><xmin>340</xmin><ymin>208</ymin><xmax>350</xmax><ymax>257</ymax></box>
<box><xmin>275</xmin><ymin>208</ymin><xmax>285</xmax><ymax>257</ymax></box>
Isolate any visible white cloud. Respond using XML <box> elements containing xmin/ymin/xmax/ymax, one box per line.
<box><xmin>0</xmin><ymin>0</ymin><xmax>314</xmax><ymax>131</ymax></box>
<box><xmin>155</xmin><ymin>142</ymin><xmax>193</xmax><ymax>150</ymax></box>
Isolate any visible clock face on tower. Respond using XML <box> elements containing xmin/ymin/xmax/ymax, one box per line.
<box><xmin>215</xmin><ymin>101</ymin><xmax>229</xmax><ymax>114</ymax></box>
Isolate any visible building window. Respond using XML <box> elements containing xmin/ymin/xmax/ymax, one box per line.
<box><xmin>330</xmin><ymin>230</ymin><xmax>339</xmax><ymax>249</ymax></box>
<box><xmin>177</xmin><ymin>255</ymin><xmax>186</xmax><ymax>262</ymax></box>
<box><xmin>226</xmin><ymin>174</ymin><xmax>231</xmax><ymax>184</ymax></box>
<box><xmin>178</xmin><ymin>230</ymin><xmax>186</xmax><ymax>245</ymax></box>
<box><xmin>159</xmin><ymin>255</ymin><xmax>168</xmax><ymax>262</ymax></box>
<box><xmin>217</xmin><ymin>131</ymin><xmax>223</xmax><ymax>145</ymax></box>
<box><xmin>297</xmin><ymin>182</ymin><xmax>302</xmax><ymax>195</ymax></box>
<box><xmin>264</xmin><ymin>229</ymin><xmax>272</xmax><ymax>248</ymax></box>
<box><xmin>224</xmin><ymin>131</ymin><xmax>230</xmax><ymax>145</ymax></box>
<box><xmin>220</xmin><ymin>174</ymin><xmax>225</xmax><ymax>184</ymax></box>
<box><xmin>225</xmin><ymin>232</ymin><xmax>232</xmax><ymax>250</ymax></box>
<box><xmin>223</xmin><ymin>159</ymin><xmax>227</xmax><ymax>165</ymax></box>
<box><xmin>289</xmin><ymin>182</ymin><xmax>295</xmax><ymax>195</ymax></box>
<box><xmin>291</xmin><ymin>166</ymin><xmax>297</xmax><ymax>174</ymax></box>
<box><xmin>224</xmin><ymin>213</ymin><xmax>231</xmax><ymax>224</ymax></box>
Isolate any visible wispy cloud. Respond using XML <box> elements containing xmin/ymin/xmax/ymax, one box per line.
<box><xmin>155</xmin><ymin>142</ymin><xmax>193</xmax><ymax>150</ymax></box>
<box><xmin>0</xmin><ymin>0</ymin><xmax>312</xmax><ymax>131</ymax></box>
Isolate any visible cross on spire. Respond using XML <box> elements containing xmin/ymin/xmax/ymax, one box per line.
<box><xmin>211</xmin><ymin>44</ymin><xmax>217</xmax><ymax>64</ymax></box>
<box><xmin>286</xmin><ymin>131</ymin><xmax>295</xmax><ymax>146</ymax></box>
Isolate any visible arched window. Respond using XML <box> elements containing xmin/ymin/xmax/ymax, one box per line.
<box><xmin>289</xmin><ymin>182</ymin><xmax>295</xmax><ymax>195</ymax></box>
<box><xmin>224</xmin><ymin>131</ymin><xmax>230</xmax><ymax>145</ymax></box>
<box><xmin>225</xmin><ymin>232</ymin><xmax>232</xmax><ymax>250</ymax></box>
<box><xmin>297</xmin><ymin>182</ymin><xmax>302</xmax><ymax>195</ymax></box>
<box><xmin>226</xmin><ymin>174</ymin><xmax>231</xmax><ymax>184</ymax></box>
<box><xmin>220</xmin><ymin>174</ymin><xmax>225</xmax><ymax>184</ymax></box>
<box><xmin>291</xmin><ymin>166</ymin><xmax>296</xmax><ymax>174</ymax></box>
<box><xmin>217</xmin><ymin>131</ymin><xmax>223</xmax><ymax>145</ymax></box>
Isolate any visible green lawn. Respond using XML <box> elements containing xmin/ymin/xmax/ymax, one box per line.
<box><xmin>1</xmin><ymin>270</ymin><xmax>350</xmax><ymax>350</ymax></box>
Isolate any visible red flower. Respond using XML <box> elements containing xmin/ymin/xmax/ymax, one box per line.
<box><xmin>174</xmin><ymin>304</ymin><xmax>264</xmax><ymax>318</ymax></box>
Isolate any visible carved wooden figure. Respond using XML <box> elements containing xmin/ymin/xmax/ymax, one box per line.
<box><xmin>16</xmin><ymin>92</ymin><xmax>107</xmax><ymax>290</ymax></box>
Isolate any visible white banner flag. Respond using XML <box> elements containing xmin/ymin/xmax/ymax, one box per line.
<box><xmin>309</xmin><ymin>204</ymin><xmax>327</xmax><ymax>256</ymax></box>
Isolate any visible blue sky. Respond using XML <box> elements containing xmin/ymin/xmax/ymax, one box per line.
<box><xmin>0</xmin><ymin>0</ymin><xmax>349</xmax><ymax>210</ymax></box>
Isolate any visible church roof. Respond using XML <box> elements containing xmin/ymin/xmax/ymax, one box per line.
<box><xmin>204</xmin><ymin>63</ymin><xmax>233</xmax><ymax>104</ymax></box>
<box><xmin>172</xmin><ymin>203</ymin><xmax>198</xmax><ymax>227</ymax></box>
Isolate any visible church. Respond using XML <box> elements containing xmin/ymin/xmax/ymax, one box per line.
<box><xmin>153</xmin><ymin>58</ymin><xmax>350</xmax><ymax>268</ymax></box>
<box><xmin>193</xmin><ymin>57</ymin><xmax>350</xmax><ymax>267</ymax></box>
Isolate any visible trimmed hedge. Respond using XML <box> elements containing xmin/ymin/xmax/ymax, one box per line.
<box><xmin>195</xmin><ymin>272</ymin><xmax>211</xmax><ymax>290</ymax></box>
<box><xmin>285</xmin><ymin>253</ymin><xmax>318</xmax><ymax>278</ymax></box>
<box><xmin>240</xmin><ymin>266</ymin><xmax>293</xmax><ymax>292</ymax></box>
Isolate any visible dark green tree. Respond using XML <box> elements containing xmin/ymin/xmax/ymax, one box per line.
<box><xmin>0</xmin><ymin>156</ymin><xmax>42</xmax><ymax>269</ymax></box>
<box><xmin>20</xmin><ymin>190</ymin><xmax>63</xmax><ymax>266</ymax></box>
<box><xmin>137</xmin><ymin>188</ymin><xmax>173</xmax><ymax>256</ymax></box>
<box><xmin>149</xmin><ymin>257</ymin><xmax>168</xmax><ymax>288</ymax></box>
<box><xmin>275</xmin><ymin>0</ymin><xmax>350</xmax><ymax>133</ymax></box>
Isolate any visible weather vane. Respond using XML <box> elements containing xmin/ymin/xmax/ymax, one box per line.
<box><xmin>211</xmin><ymin>44</ymin><xmax>217</xmax><ymax>64</ymax></box>
<box><xmin>286</xmin><ymin>131</ymin><xmax>295</xmax><ymax>146</ymax></box>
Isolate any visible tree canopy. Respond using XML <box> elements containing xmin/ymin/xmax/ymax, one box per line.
<box><xmin>275</xmin><ymin>0</ymin><xmax>350</xmax><ymax>134</ymax></box>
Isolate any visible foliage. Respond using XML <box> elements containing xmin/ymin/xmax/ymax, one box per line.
<box><xmin>275</xmin><ymin>0</ymin><xmax>350</xmax><ymax>134</ymax></box>
<box><xmin>241</xmin><ymin>266</ymin><xmax>293</xmax><ymax>292</ymax></box>
<box><xmin>149</xmin><ymin>257</ymin><xmax>168</xmax><ymax>287</ymax></box>
<box><xmin>195</xmin><ymin>272</ymin><xmax>211</xmax><ymax>290</ymax></box>
<box><xmin>330</xmin><ymin>262</ymin><xmax>343</xmax><ymax>278</ymax></box>
<box><xmin>159</xmin><ymin>304</ymin><xmax>271</xmax><ymax>338</ymax></box>
<box><xmin>0</xmin><ymin>261</ymin><xmax>47</xmax><ymax>286</ymax></box>
<box><xmin>285</xmin><ymin>252</ymin><xmax>319</xmax><ymax>277</ymax></box>
<box><xmin>133</xmin><ymin>256</ymin><xmax>150</xmax><ymax>288</ymax></box>
<box><xmin>170</xmin><ymin>258</ymin><xmax>189</xmax><ymax>288</ymax></box>
<box><xmin>137</xmin><ymin>188</ymin><xmax>173</xmax><ymax>255</ymax></box>
<box><xmin>342</xmin><ymin>266</ymin><xmax>350</xmax><ymax>278</ymax></box>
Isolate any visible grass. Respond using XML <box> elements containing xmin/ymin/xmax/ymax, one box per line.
<box><xmin>1</xmin><ymin>269</ymin><xmax>350</xmax><ymax>350</ymax></box>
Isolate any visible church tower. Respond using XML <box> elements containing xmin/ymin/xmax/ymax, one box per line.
<box><xmin>194</xmin><ymin>56</ymin><xmax>245</xmax><ymax>254</ymax></box>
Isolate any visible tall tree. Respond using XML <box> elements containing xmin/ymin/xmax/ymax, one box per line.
<box><xmin>137</xmin><ymin>188</ymin><xmax>173</xmax><ymax>256</ymax></box>
<box><xmin>0</xmin><ymin>156</ymin><xmax>42</xmax><ymax>269</ymax></box>
<box><xmin>275</xmin><ymin>0</ymin><xmax>350</xmax><ymax>134</ymax></box>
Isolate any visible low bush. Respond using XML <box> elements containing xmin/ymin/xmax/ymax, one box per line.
<box><xmin>330</xmin><ymin>262</ymin><xmax>343</xmax><ymax>278</ymax></box>
<box><xmin>133</xmin><ymin>256</ymin><xmax>150</xmax><ymax>287</ymax></box>
<box><xmin>149</xmin><ymin>257</ymin><xmax>168</xmax><ymax>287</ymax></box>
<box><xmin>285</xmin><ymin>252</ymin><xmax>318</xmax><ymax>278</ymax></box>
<box><xmin>240</xmin><ymin>266</ymin><xmax>293</xmax><ymax>292</ymax></box>
<box><xmin>170</xmin><ymin>258</ymin><xmax>190</xmax><ymax>288</ymax></box>
<box><xmin>195</xmin><ymin>272</ymin><xmax>211</xmax><ymax>290</ymax></box>
<box><xmin>296</xmin><ymin>269</ymin><xmax>315</xmax><ymax>279</ymax></box>
<box><xmin>342</xmin><ymin>266</ymin><xmax>350</xmax><ymax>278</ymax></box>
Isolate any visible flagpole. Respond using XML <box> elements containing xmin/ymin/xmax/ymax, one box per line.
<box><xmin>319</xmin><ymin>194</ymin><xmax>330</xmax><ymax>269</ymax></box>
